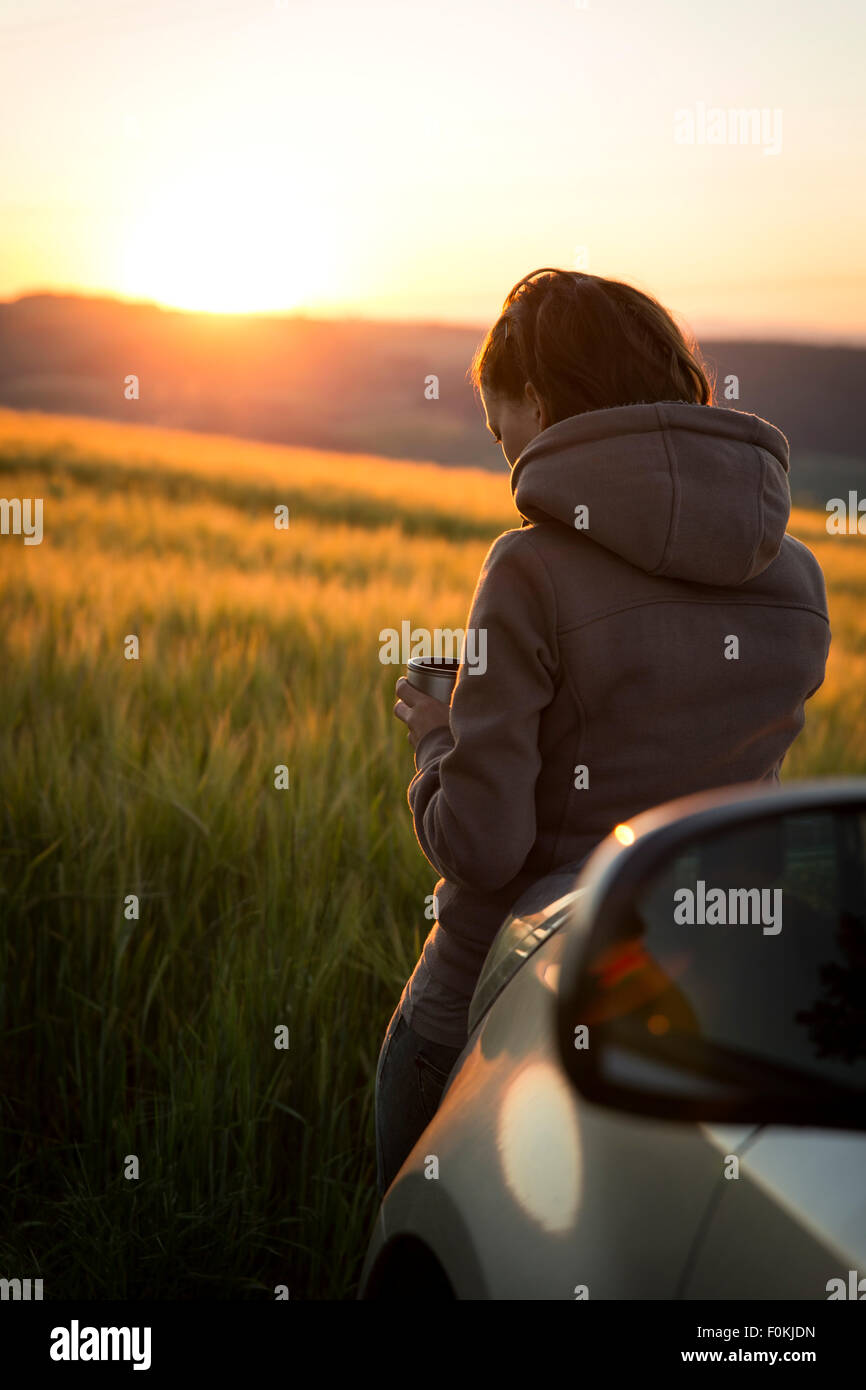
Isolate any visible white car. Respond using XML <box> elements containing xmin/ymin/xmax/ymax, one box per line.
<box><xmin>359</xmin><ymin>778</ymin><xmax>866</xmax><ymax>1300</ymax></box>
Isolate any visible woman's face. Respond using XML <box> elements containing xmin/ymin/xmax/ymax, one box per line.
<box><xmin>481</xmin><ymin>382</ymin><xmax>550</xmax><ymax>469</ymax></box>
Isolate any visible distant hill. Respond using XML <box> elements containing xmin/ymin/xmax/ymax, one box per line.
<box><xmin>0</xmin><ymin>292</ymin><xmax>863</xmax><ymax>505</ymax></box>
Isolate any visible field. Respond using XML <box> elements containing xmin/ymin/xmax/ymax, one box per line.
<box><xmin>0</xmin><ymin>407</ymin><xmax>862</xmax><ymax>1299</ymax></box>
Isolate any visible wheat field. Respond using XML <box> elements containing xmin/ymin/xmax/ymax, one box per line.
<box><xmin>0</xmin><ymin>407</ymin><xmax>861</xmax><ymax>1299</ymax></box>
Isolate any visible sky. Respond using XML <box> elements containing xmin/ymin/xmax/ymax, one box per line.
<box><xmin>1</xmin><ymin>0</ymin><xmax>864</xmax><ymax>341</ymax></box>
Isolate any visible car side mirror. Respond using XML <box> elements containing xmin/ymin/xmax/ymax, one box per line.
<box><xmin>555</xmin><ymin>778</ymin><xmax>866</xmax><ymax>1131</ymax></box>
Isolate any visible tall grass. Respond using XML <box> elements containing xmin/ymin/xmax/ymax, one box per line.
<box><xmin>0</xmin><ymin>408</ymin><xmax>860</xmax><ymax>1297</ymax></box>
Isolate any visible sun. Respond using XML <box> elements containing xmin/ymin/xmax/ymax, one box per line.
<box><xmin>119</xmin><ymin>155</ymin><xmax>338</xmax><ymax>314</ymax></box>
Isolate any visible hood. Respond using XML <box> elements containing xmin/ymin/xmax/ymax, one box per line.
<box><xmin>510</xmin><ymin>401</ymin><xmax>792</xmax><ymax>586</ymax></box>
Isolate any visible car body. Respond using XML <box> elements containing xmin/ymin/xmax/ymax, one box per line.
<box><xmin>358</xmin><ymin>779</ymin><xmax>866</xmax><ymax>1300</ymax></box>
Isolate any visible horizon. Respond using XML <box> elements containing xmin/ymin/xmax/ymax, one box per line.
<box><xmin>4</xmin><ymin>286</ymin><xmax>866</xmax><ymax>351</ymax></box>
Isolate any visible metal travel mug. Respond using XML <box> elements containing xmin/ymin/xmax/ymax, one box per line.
<box><xmin>405</xmin><ymin>656</ymin><xmax>461</xmax><ymax>704</ymax></box>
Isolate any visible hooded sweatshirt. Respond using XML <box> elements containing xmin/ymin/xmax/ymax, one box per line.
<box><xmin>398</xmin><ymin>401</ymin><xmax>831</xmax><ymax>1047</ymax></box>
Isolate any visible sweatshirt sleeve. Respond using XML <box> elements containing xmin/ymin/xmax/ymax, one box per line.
<box><xmin>406</xmin><ymin>529</ymin><xmax>559</xmax><ymax>892</ymax></box>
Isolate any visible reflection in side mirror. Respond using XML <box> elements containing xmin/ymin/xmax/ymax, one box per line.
<box><xmin>556</xmin><ymin>780</ymin><xmax>866</xmax><ymax>1131</ymax></box>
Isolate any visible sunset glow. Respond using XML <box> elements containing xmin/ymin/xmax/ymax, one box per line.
<box><xmin>1</xmin><ymin>0</ymin><xmax>865</xmax><ymax>337</ymax></box>
<box><xmin>118</xmin><ymin>157</ymin><xmax>338</xmax><ymax>314</ymax></box>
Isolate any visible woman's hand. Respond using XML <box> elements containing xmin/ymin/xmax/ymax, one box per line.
<box><xmin>393</xmin><ymin>676</ymin><xmax>452</xmax><ymax>751</ymax></box>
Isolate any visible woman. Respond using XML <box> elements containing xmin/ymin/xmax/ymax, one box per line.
<box><xmin>375</xmin><ymin>267</ymin><xmax>831</xmax><ymax>1197</ymax></box>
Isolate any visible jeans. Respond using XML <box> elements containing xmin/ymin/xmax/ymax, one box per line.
<box><xmin>374</xmin><ymin>1004</ymin><xmax>464</xmax><ymax>1198</ymax></box>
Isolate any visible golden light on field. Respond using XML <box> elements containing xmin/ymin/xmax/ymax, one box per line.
<box><xmin>118</xmin><ymin>154</ymin><xmax>338</xmax><ymax>315</ymax></box>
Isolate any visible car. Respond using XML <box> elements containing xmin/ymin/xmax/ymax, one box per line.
<box><xmin>358</xmin><ymin>777</ymin><xmax>866</xmax><ymax>1300</ymax></box>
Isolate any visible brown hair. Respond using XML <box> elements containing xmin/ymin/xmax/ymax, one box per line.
<box><xmin>468</xmin><ymin>267</ymin><xmax>714</xmax><ymax>421</ymax></box>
